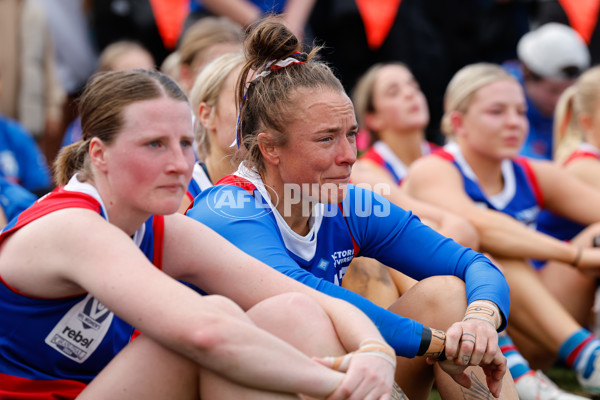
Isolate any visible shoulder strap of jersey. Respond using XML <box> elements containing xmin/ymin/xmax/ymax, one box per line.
<box><xmin>426</xmin><ymin>141</ymin><xmax>441</xmax><ymax>153</ymax></box>
<box><xmin>432</xmin><ymin>148</ymin><xmax>455</xmax><ymax>161</ymax></box>
<box><xmin>151</xmin><ymin>215</ymin><xmax>165</xmax><ymax>270</ymax></box>
<box><xmin>216</xmin><ymin>174</ymin><xmax>258</xmax><ymax>194</ymax></box>
<box><xmin>514</xmin><ymin>157</ymin><xmax>545</xmax><ymax>208</ymax></box>
<box><xmin>1</xmin><ymin>188</ymin><xmax>102</xmax><ymax>242</ymax></box>
<box><xmin>360</xmin><ymin>146</ymin><xmax>386</xmax><ymax>166</ymax></box>
<box><xmin>565</xmin><ymin>149</ymin><xmax>600</xmax><ymax>166</ymax></box>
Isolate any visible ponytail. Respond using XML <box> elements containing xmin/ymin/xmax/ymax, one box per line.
<box><xmin>553</xmin><ymin>86</ymin><xmax>580</xmax><ymax>164</ymax></box>
<box><xmin>53</xmin><ymin>140</ymin><xmax>90</xmax><ymax>186</ymax></box>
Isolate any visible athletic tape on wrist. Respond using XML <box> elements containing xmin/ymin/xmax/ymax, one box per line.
<box><xmin>324</xmin><ymin>338</ymin><xmax>396</xmax><ymax>371</ymax></box>
<box><xmin>463</xmin><ymin>300</ymin><xmax>501</xmax><ymax>330</ymax></box>
<box><xmin>420</xmin><ymin>328</ymin><xmax>446</xmax><ymax>360</ymax></box>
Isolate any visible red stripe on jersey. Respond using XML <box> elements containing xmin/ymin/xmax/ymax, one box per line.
<box><xmin>0</xmin><ymin>189</ymin><xmax>101</xmax><ymax>246</ymax></box>
<box><xmin>216</xmin><ymin>175</ymin><xmax>257</xmax><ymax>194</ymax></box>
<box><xmin>131</xmin><ymin>329</ymin><xmax>142</xmax><ymax>341</ymax></box>
<box><xmin>360</xmin><ymin>147</ymin><xmax>386</xmax><ymax>167</ymax></box>
<box><xmin>0</xmin><ymin>372</ymin><xmax>86</xmax><ymax>400</ymax></box>
<box><xmin>514</xmin><ymin>157</ymin><xmax>545</xmax><ymax>209</ymax></box>
<box><xmin>565</xmin><ymin>150</ymin><xmax>600</xmax><ymax>166</ymax></box>
<box><xmin>152</xmin><ymin>215</ymin><xmax>165</xmax><ymax>271</ymax></box>
<box><xmin>432</xmin><ymin>148</ymin><xmax>455</xmax><ymax>162</ymax></box>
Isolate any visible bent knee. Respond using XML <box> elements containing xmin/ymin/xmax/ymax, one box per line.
<box><xmin>202</xmin><ymin>295</ymin><xmax>246</xmax><ymax>318</ymax></box>
<box><xmin>249</xmin><ymin>292</ymin><xmax>327</xmax><ymax>323</ymax></box>
<box><xmin>390</xmin><ymin>276</ymin><xmax>467</xmax><ymax>326</ymax></box>
<box><xmin>418</xmin><ymin>275</ymin><xmax>466</xmax><ymax>304</ymax></box>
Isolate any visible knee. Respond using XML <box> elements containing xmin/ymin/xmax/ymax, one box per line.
<box><xmin>391</xmin><ymin>276</ymin><xmax>467</xmax><ymax>328</ymax></box>
<box><xmin>249</xmin><ymin>292</ymin><xmax>328</xmax><ymax>325</ymax></box>
<box><xmin>418</xmin><ymin>276</ymin><xmax>466</xmax><ymax>309</ymax></box>
<box><xmin>202</xmin><ymin>295</ymin><xmax>247</xmax><ymax>319</ymax></box>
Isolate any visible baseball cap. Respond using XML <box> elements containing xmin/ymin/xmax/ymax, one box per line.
<box><xmin>517</xmin><ymin>23</ymin><xmax>590</xmax><ymax>79</ymax></box>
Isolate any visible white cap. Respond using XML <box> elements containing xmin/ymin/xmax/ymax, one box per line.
<box><xmin>517</xmin><ymin>22</ymin><xmax>590</xmax><ymax>79</ymax></box>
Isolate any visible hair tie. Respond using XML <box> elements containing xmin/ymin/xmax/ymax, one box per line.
<box><xmin>254</xmin><ymin>52</ymin><xmax>307</xmax><ymax>80</ymax></box>
<box><xmin>234</xmin><ymin>52</ymin><xmax>308</xmax><ymax>148</ymax></box>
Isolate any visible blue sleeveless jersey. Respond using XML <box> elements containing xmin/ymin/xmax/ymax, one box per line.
<box><xmin>187</xmin><ymin>167</ymin><xmax>510</xmax><ymax>358</ymax></box>
<box><xmin>360</xmin><ymin>140</ymin><xmax>438</xmax><ymax>185</ymax></box>
<box><xmin>536</xmin><ymin>145</ymin><xmax>599</xmax><ymax>243</ymax></box>
<box><xmin>185</xmin><ymin>162</ymin><xmax>213</xmax><ymax>207</ymax></box>
<box><xmin>0</xmin><ymin>184</ymin><xmax>164</xmax><ymax>399</ymax></box>
<box><xmin>435</xmin><ymin>143</ymin><xmax>544</xmax><ymax>229</ymax></box>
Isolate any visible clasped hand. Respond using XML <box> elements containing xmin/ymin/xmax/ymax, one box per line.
<box><xmin>428</xmin><ymin>319</ymin><xmax>506</xmax><ymax>398</ymax></box>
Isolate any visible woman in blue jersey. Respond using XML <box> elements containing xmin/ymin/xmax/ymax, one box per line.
<box><xmin>187</xmin><ymin>17</ymin><xmax>516</xmax><ymax>400</ymax></box>
<box><xmin>404</xmin><ymin>63</ymin><xmax>600</xmax><ymax>397</ymax></box>
<box><xmin>0</xmin><ymin>69</ymin><xmax>398</xmax><ymax>399</ymax></box>
<box><xmin>346</xmin><ymin>62</ymin><xmax>481</xmax><ymax>305</ymax></box>
<box><xmin>539</xmin><ymin>66</ymin><xmax>600</xmax><ymax>311</ymax></box>
<box><xmin>0</xmin><ymin>176</ymin><xmax>37</xmax><ymax>229</ymax></box>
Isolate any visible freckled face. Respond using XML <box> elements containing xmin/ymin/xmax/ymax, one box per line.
<box><xmin>457</xmin><ymin>79</ymin><xmax>529</xmax><ymax>161</ymax></box>
<box><xmin>370</xmin><ymin>65</ymin><xmax>429</xmax><ymax>133</ymax></box>
<box><xmin>103</xmin><ymin>96</ymin><xmax>195</xmax><ymax>216</ymax></box>
<box><xmin>273</xmin><ymin>88</ymin><xmax>358</xmax><ymax>204</ymax></box>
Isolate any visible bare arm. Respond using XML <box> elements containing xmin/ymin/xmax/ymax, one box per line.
<box><xmin>281</xmin><ymin>0</ymin><xmax>317</xmax><ymax>41</ymax></box>
<box><xmin>533</xmin><ymin>160</ymin><xmax>600</xmax><ymax>225</ymax></box>
<box><xmin>163</xmin><ymin>213</ymin><xmax>393</xmax><ymax>357</ymax></box>
<box><xmin>0</xmin><ymin>209</ymin><xmax>348</xmax><ymax>398</ymax></box>
<box><xmin>198</xmin><ymin>0</ymin><xmax>261</xmax><ymax>27</ymax></box>
<box><xmin>403</xmin><ymin>156</ymin><xmax>582</xmax><ymax>264</ymax></box>
<box><xmin>352</xmin><ymin>160</ymin><xmax>479</xmax><ymax>248</ymax></box>
<box><xmin>197</xmin><ymin>0</ymin><xmax>315</xmax><ymax>43</ymax></box>
<box><xmin>564</xmin><ymin>158</ymin><xmax>600</xmax><ymax>190</ymax></box>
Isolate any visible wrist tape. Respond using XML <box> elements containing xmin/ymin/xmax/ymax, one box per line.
<box><xmin>326</xmin><ymin>338</ymin><xmax>396</xmax><ymax>371</ymax></box>
<box><xmin>462</xmin><ymin>300</ymin><xmax>501</xmax><ymax>329</ymax></box>
<box><xmin>417</xmin><ymin>327</ymin><xmax>446</xmax><ymax>361</ymax></box>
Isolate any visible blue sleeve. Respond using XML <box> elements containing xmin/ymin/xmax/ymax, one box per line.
<box><xmin>187</xmin><ymin>185</ymin><xmax>426</xmax><ymax>357</ymax></box>
<box><xmin>343</xmin><ymin>186</ymin><xmax>510</xmax><ymax>329</ymax></box>
<box><xmin>3</xmin><ymin>119</ymin><xmax>51</xmax><ymax>193</ymax></box>
<box><xmin>0</xmin><ymin>177</ymin><xmax>37</xmax><ymax>221</ymax></box>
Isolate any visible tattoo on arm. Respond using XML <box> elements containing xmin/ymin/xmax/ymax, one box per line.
<box><xmin>423</xmin><ymin>329</ymin><xmax>446</xmax><ymax>359</ymax></box>
<box><xmin>392</xmin><ymin>383</ymin><xmax>409</xmax><ymax>400</ymax></box>
<box><xmin>460</xmin><ymin>371</ymin><xmax>494</xmax><ymax>399</ymax></box>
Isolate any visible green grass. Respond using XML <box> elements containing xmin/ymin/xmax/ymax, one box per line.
<box><xmin>427</xmin><ymin>367</ymin><xmax>587</xmax><ymax>399</ymax></box>
<box><xmin>545</xmin><ymin>367</ymin><xmax>587</xmax><ymax>396</ymax></box>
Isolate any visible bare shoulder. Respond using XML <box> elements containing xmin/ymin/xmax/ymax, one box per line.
<box><xmin>405</xmin><ymin>155</ymin><xmax>459</xmax><ymax>186</ymax></box>
<box><xmin>0</xmin><ymin>208</ymin><xmax>127</xmax><ymax>297</ymax></box>
<box><xmin>565</xmin><ymin>158</ymin><xmax>600</xmax><ymax>189</ymax></box>
<box><xmin>525</xmin><ymin>158</ymin><xmax>568</xmax><ymax>185</ymax></box>
<box><xmin>352</xmin><ymin>159</ymin><xmax>395</xmax><ymax>185</ymax></box>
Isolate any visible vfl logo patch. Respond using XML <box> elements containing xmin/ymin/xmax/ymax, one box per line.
<box><xmin>45</xmin><ymin>294</ymin><xmax>114</xmax><ymax>363</ymax></box>
<box><xmin>317</xmin><ymin>259</ymin><xmax>329</xmax><ymax>271</ymax></box>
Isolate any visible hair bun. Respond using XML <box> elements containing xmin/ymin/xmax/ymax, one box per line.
<box><xmin>245</xmin><ymin>17</ymin><xmax>301</xmax><ymax>69</ymax></box>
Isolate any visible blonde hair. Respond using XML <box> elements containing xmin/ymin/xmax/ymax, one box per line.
<box><xmin>53</xmin><ymin>70</ymin><xmax>188</xmax><ymax>186</ymax></box>
<box><xmin>236</xmin><ymin>16</ymin><xmax>344</xmax><ymax>173</ymax></box>
<box><xmin>98</xmin><ymin>40</ymin><xmax>154</xmax><ymax>72</ymax></box>
<box><xmin>441</xmin><ymin>63</ymin><xmax>515</xmax><ymax>136</ymax></box>
<box><xmin>352</xmin><ymin>62</ymin><xmax>409</xmax><ymax>144</ymax></box>
<box><xmin>189</xmin><ymin>51</ymin><xmax>245</xmax><ymax>159</ymax></box>
<box><xmin>178</xmin><ymin>17</ymin><xmax>242</xmax><ymax>71</ymax></box>
<box><xmin>553</xmin><ymin>66</ymin><xmax>600</xmax><ymax>164</ymax></box>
